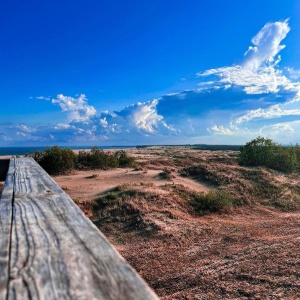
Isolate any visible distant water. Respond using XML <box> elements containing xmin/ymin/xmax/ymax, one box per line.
<box><xmin>0</xmin><ymin>146</ymin><xmax>135</xmax><ymax>156</ymax></box>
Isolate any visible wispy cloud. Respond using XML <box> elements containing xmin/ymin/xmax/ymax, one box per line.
<box><xmin>260</xmin><ymin>122</ymin><xmax>295</xmax><ymax>138</ymax></box>
<box><xmin>0</xmin><ymin>133</ymin><xmax>12</xmax><ymax>141</ymax></box>
<box><xmin>286</xmin><ymin>67</ymin><xmax>300</xmax><ymax>80</ymax></box>
<box><xmin>235</xmin><ymin>104</ymin><xmax>300</xmax><ymax>124</ymax></box>
<box><xmin>13</xmin><ymin>124</ymin><xmax>36</xmax><ymax>133</ymax></box>
<box><xmin>208</xmin><ymin>125</ymin><xmax>235</xmax><ymax>135</ymax></box>
<box><xmin>36</xmin><ymin>96</ymin><xmax>51</xmax><ymax>101</ymax></box>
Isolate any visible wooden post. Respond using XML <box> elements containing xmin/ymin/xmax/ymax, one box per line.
<box><xmin>0</xmin><ymin>158</ymin><xmax>159</xmax><ymax>300</ymax></box>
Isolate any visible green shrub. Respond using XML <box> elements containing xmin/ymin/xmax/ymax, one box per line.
<box><xmin>239</xmin><ymin>136</ymin><xmax>278</xmax><ymax>167</ymax></box>
<box><xmin>77</xmin><ymin>147</ymin><xmax>118</xmax><ymax>170</ymax></box>
<box><xmin>239</xmin><ymin>137</ymin><xmax>298</xmax><ymax>173</ymax></box>
<box><xmin>76</xmin><ymin>148</ymin><xmax>134</xmax><ymax>169</ymax></box>
<box><xmin>271</xmin><ymin>146</ymin><xmax>297</xmax><ymax>173</ymax></box>
<box><xmin>28</xmin><ymin>146</ymin><xmax>135</xmax><ymax>174</ymax></box>
<box><xmin>190</xmin><ymin>189</ymin><xmax>233</xmax><ymax>214</ymax></box>
<box><xmin>28</xmin><ymin>146</ymin><xmax>76</xmax><ymax>175</ymax></box>
<box><xmin>114</xmin><ymin>150</ymin><xmax>135</xmax><ymax>167</ymax></box>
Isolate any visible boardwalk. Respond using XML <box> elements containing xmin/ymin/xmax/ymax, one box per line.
<box><xmin>0</xmin><ymin>158</ymin><xmax>158</xmax><ymax>300</ymax></box>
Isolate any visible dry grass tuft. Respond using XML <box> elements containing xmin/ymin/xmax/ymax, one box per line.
<box><xmin>61</xmin><ymin>185</ymin><xmax>69</xmax><ymax>191</ymax></box>
<box><xmin>72</xmin><ymin>197</ymin><xmax>99</xmax><ymax>218</ymax></box>
<box><xmin>85</xmin><ymin>173</ymin><xmax>99</xmax><ymax>179</ymax></box>
<box><xmin>157</xmin><ymin>168</ymin><xmax>173</xmax><ymax>180</ymax></box>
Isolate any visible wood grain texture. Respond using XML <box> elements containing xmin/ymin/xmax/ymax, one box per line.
<box><xmin>0</xmin><ymin>159</ymin><xmax>15</xmax><ymax>300</ymax></box>
<box><xmin>2</xmin><ymin>158</ymin><xmax>159</xmax><ymax>300</ymax></box>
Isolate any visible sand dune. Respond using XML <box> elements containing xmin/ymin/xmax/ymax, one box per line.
<box><xmin>2</xmin><ymin>147</ymin><xmax>299</xmax><ymax>299</ymax></box>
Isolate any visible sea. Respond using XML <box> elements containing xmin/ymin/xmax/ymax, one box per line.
<box><xmin>0</xmin><ymin>146</ymin><xmax>135</xmax><ymax>156</ymax></box>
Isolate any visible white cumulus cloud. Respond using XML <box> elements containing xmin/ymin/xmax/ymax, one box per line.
<box><xmin>243</xmin><ymin>19</ymin><xmax>290</xmax><ymax>72</ymax></box>
<box><xmin>115</xmin><ymin>99</ymin><xmax>177</xmax><ymax>134</ymax></box>
<box><xmin>52</xmin><ymin>94</ymin><xmax>96</xmax><ymax>122</ymax></box>
<box><xmin>197</xmin><ymin>20</ymin><xmax>296</xmax><ymax>95</ymax></box>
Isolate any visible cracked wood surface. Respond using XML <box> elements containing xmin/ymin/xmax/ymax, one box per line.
<box><xmin>0</xmin><ymin>158</ymin><xmax>158</xmax><ymax>300</ymax></box>
<box><xmin>0</xmin><ymin>159</ymin><xmax>14</xmax><ymax>300</ymax></box>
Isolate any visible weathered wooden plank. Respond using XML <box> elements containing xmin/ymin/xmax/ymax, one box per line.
<box><xmin>0</xmin><ymin>159</ymin><xmax>15</xmax><ymax>300</ymax></box>
<box><xmin>7</xmin><ymin>158</ymin><xmax>158</xmax><ymax>299</ymax></box>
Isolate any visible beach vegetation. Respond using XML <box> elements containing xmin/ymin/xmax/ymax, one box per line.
<box><xmin>158</xmin><ymin>168</ymin><xmax>172</xmax><ymax>180</ymax></box>
<box><xmin>27</xmin><ymin>146</ymin><xmax>135</xmax><ymax>175</ymax></box>
<box><xmin>28</xmin><ymin>146</ymin><xmax>76</xmax><ymax>175</ymax></box>
<box><xmin>189</xmin><ymin>189</ymin><xmax>233</xmax><ymax>214</ymax></box>
<box><xmin>239</xmin><ymin>137</ymin><xmax>299</xmax><ymax>173</ymax></box>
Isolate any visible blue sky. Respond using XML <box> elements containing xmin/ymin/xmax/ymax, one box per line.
<box><xmin>1</xmin><ymin>0</ymin><xmax>300</xmax><ymax>146</ymax></box>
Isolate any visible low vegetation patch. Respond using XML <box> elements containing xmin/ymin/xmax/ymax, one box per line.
<box><xmin>270</xmin><ymin>192</ymin><xmax>300</xmax><ymax>210</ymax></box>
<box><xmin>158</xmin><ymin>168</ymin><xmax>173</xmax><ymax>180</ymax></box>
<box><xmin>139</xmin><ymin>158</ymin><xmax>175</xmax><ymax>170</ymax></box>
<box><xmin>72</xmin><ymin>198</ymin><xmax>99</xmax><ymax>218</ymax></box>
<box><xmin>239</xmin><ymin>169</ymin><xmax>285</xmax><ymax>201</ymax></box>
<box><xmin>165</xmin><ymin>184</ymin><xmax>199</xmax><ymax>203</ymax></box>
<box><xmin>166</xmin><ymin>184</ymin><xmax>234</xmax><ymax>214</ymax></box>
<box><xmin>175</xmin><ymin>140</ymin><xmax>300</xmax><ymax>210</ymax></box>
<box><xmin>93</xmin><ymin>185</ymin><xmax>161</xmax><ymax>233</ymax></box>
<box><xmin>85</xmin><ymin>174</ymin><xmax>99</xmax><ymax>179</ymax></box>
<box><xmin>190</xmin><ymin>189</ymin><xmax>233</xmax><ymax>214</ymax></box>
<box><xmin>27</xmin><ymin>146</ymin><xmax>135</xmax><ymax>175</ymax></box>
<box><xmin>180</xmin><ymin>165</ymin><xmax>226</xmax><ymax>186</ymax></box>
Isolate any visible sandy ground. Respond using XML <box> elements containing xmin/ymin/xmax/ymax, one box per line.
<box><xmin>54</xmin><ymin>147</ymin><xmax>300</xmax><ymax>299</ymax></box>
<box><xmin>55</xmin><ymin>168</ymin><xmax>209</xmax><ymax>201</ymax></box>
<box><xmin>1</xmin><ymin>147</ymin><xmax>300</xmax><ymax>299</ymax></box>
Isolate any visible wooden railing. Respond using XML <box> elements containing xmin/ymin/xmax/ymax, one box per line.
<box><xmin>0</xmin><ymin>158</ymin><xmax>159</xmax><ymax>300</ymax></box>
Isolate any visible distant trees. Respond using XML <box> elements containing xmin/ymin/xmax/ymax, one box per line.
<box><xmin>27</xmin><ymin>146</ymin><xmax>135</xmax><ymax>175</ymax></box>
<box><xmin>239</xmin><ymin>137</ymin><xmax>300</xmax><ymax>173</ymax></box>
